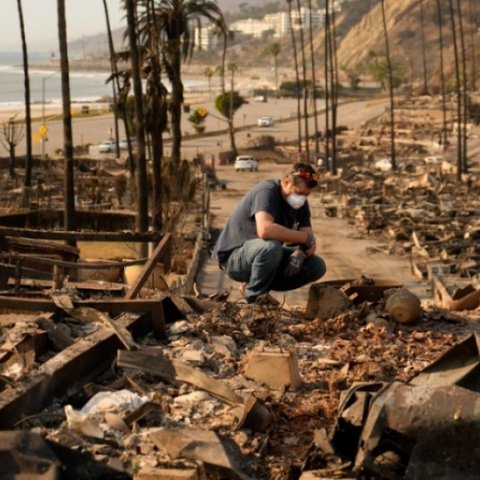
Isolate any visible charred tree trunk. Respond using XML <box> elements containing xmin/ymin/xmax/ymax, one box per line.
<box><xmin>287</xmin><ymin>0</ymin><xmax>302</xmax><ymax>153</ymax></box>
<box><xmin>448</xmin><ymin>0</ymin><xmax>463</xmax><ymax>181</ymax></box>
<box><xmin>380</xmin><ymin>0</ymin><xmax>396</xmax><ymax>171</ymax></box>
<box><xmin>146</xmin><ymin>0</ymin><xmax>165</xmax><ymax>231</ymax></box>
<box><xmin>328</xmin><ymin>5</ymin><xmax>339</xmax><ymax>176</ymax></box>
<box><xmin>307</xmin><ymin>0</ymin><xmax>319</xmax><ymax>156</ymax></box>
<box><xmin>57</xmin><ymin>0</ymin><xmax>75</xmax><ymax>236</ymax></box>
<box><xmin>296</xmin><ymin>0</ymin><xmax>309</xmax><ymax>160</ymax></box>
<box><xmin>436</xmin><ymin>0</ymin><xmax>448</xmax><ymax>148</ymax></box>
<box><xmin>324</xmin><ymin>0</ymin><xmax>331</xmax><ymax>169</ymax></box>
<box><xmin>125</xmin><ymin>0</ymin><xmax>149</xmax><ymax>239</ymax></box>
<box><xmin>456</xmin><ymin>0</ymin><xmax>469</xmax><ymax>174</ymax></box>
<box><xmin>468</xmin><ymin>0</ymin><xmax>476</xmax><ymax>91</ymax></box>
<box><xmin>17</xmin><ymin>0</ymin><xmax>32</xmax><ymax>207</ymax></box>
<box><xmin>419</xmin><ymin>0</ymin><xmax>429</xmax><ymax>94</ymax></box>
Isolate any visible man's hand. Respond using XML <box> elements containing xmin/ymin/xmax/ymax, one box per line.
<box><xmin>284</xmin><ymin>248</ymin><xmax>306</xmax><ymax>278</ymax></box>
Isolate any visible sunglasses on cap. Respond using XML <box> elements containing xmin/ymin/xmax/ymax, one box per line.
<box><xmin>291</xmin><ymin>170</ymin><xmax>319</xmax><ymax>187</ymax></box>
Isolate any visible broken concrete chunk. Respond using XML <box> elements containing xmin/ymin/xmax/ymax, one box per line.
<box><xmin>243</xmin><ymin>345</ymin><xmax>302</xmax><ymax>390</ymax></box>
<box><xmin>306</xmin><ymin>284</ymin><xmax>350</xmax><ymax>320</ymax></box>
<box><xmin>148</xmin><ymin>428</ymin><xmax>254</xmax><ymax>480</ymax></box>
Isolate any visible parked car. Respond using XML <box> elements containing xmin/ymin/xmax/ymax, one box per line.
<box><xmin>257</xmin><ymin>116</ymin><xmax>274</xmax><ymax>127</ymax></box>
<box><xmin>98</xmin><ymin>139</ymin><xmax>115</xmax><ymax>153</ymax></box>
<box><xmin>234</xmin><ymin>155</ymin><xmax>258</xmax><ymax>172</ymax></box>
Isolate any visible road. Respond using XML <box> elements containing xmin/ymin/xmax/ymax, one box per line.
<box><xmin>19</xmin><ymin>97</ymin><xmax>388</xmax><ymax>159</ymax></box>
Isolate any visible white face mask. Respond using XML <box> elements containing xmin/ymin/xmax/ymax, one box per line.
<box><xmin>286</xmin><ymin>193</ymin><xmax>306</xmax><ymax>209</ymax></box>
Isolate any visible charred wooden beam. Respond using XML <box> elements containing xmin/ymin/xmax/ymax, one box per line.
<box><xmin>0</xmin><ymin>226</ymin><xmax>162</xmax><ymax>242</ymax></box>
<box><xmin>0</xmin><ymin>312</ymin><xmax>152</xmax><ymax>429</ymax></box>
<box><xmin>0</xmin><ymin>295</ymin><xmax>177</xmax><ymax>338</ymax></box>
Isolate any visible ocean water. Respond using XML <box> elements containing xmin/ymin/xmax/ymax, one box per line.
<box><xmin>0</xmin><ymin>50</ymin><xmax>207</xmax><ymax>111</ymax></box>
<box><xmin>0</xmin><ymin>50</ymin><xmax>113</xmax><ymax>110</ymax></box>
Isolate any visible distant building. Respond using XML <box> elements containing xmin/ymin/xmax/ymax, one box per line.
<box><xmin>194</xmin><ymin>25</ymin><xmax>221</xmax><ymax>51</ymax></box>
<box><xmin>234</xmin><ymin>7</ymin><xmax>326</xmax><ymax>40</ymax></box>
<box><xmin>229</xmin><ymin>17</ymin><xmax>276</xmax><ymax>39</ymax></box>
<box><xmin>197</xmin><ymin>3</ymin><xmax>342</xmax><ymax>49</ymax></box>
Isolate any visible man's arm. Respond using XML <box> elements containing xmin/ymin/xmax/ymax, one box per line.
<box><xmin>255</xmin><ymin>211</ymin><xmax>315</xmax><ymax>251</ymax></box>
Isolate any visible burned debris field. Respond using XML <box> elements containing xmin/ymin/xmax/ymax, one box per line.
<box><xmin>1</xmin><ymin>93</ymin><xmax>480</xmax><ymax>479</ymax></box>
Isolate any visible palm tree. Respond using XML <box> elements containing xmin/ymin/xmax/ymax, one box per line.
<box><xmin>380</xmin><ymin>0</ymin><xmax>396</xmax><ymax>171</ymax></box>
<box><xmin>268</xmin><ymin>42</ymin><xmax>280</xmax><ymax>96</ymax></box>
<box><xmin>17</xmin><ymin>0</ymin><xmax>32</xmax><ymax>208</ymax></box>
<box><xmin>204</xmin><ymin>66</ymin><xmax>214</xmax><ymax>101</ymax></box>
<box><xmin>57</xmin><ymin>0</ymin><xmax>75</xmax><ymax>234</ymax></box>
<box><xmin>151</xmin><ymin>0</ymin><xmax>226</xmax><ymax>166</ymax></box>
<box><xmin>286</xmin><ymin>0</ymin><xmax>302</xmax><ymax>153</ymax></box>
<box><xmin>125</xmin><ymin>0</ymin><xmax>149</xmax><ymax>238</ymax></box>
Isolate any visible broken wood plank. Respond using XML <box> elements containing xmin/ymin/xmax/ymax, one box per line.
<box><xmin>117</xmin><ymin>349</ymin><xmax>242</xmax><ymax>405</ymax></box>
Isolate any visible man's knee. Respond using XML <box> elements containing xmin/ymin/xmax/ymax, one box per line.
<box><xmin>308</xmin><ymin>255</ymin><xmax>327</xmax><ymax>280</ymax></box>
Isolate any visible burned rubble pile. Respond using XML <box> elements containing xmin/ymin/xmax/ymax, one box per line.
<box><xmin>1</xmin><ymin>271</ymin><xmax>479</xmax><ymax>479</ymax></box>
<box><xmin>319</xmin><ymin>95</ymin><xmax>480</xmax><ymax>314</ymax></box>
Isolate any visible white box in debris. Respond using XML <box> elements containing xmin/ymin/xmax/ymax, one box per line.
<box><xmin>244</xmin><ymin>346</ymin><xmax>302</xmax><ymax>390</ymax></box>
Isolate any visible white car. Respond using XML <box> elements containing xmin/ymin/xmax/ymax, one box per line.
<box><xmin>234</xmin><ymin>155</ymin><xmax>258</xmax><ymax>172</ymax></box>
<box><xmin>257</xmin><ymin>116</ymin><xmax>274</xmax><ymax>127</ymax></box>
<box><xmin>98</xmin><ymin>139</ymin><xmax>116</xmax><ymax>153</ymax></box>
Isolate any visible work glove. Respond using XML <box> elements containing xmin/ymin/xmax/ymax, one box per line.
<box><xmin>284</xmin><ymin>248</ymin><xmax>306</xmax><ymax>278</ymax></box>
<box><xmin>302</xmin><ymin>231</ymin><xmax>316</xmax><ymax>251</ymax></box>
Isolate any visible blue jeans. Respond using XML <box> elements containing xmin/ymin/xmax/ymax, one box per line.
<box><xmin>223</xmin><ymin>238</ymin><xmax>327</xmax><ymax>302</ymax></box>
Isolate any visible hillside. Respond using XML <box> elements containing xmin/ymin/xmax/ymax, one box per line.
<box><xmin>336</xmin><ymin>0</ymin><xmax>480</xmax><ymax>86</ymax></box>
<box><xmin>68</xmin><ymin>0</ymin><xmax>480</xmax><ymax>91</ymax></box>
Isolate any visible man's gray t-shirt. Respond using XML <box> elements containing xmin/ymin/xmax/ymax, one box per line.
<box><xmin>212</xmin><ymin>179</ymin><xmax>311</xmax><ymax>262</ymax></box>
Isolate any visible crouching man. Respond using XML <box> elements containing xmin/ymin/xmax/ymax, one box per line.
<box><xmin>212</xmin><ymin>163</ymin><xmax>327</xmax><ymax>304</ymax></box>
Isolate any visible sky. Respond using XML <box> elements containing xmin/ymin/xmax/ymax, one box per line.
<box><xmin>2</xmin><ymin>0</ymin><xmax>125</xmax><ymax>51</ymax></box>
